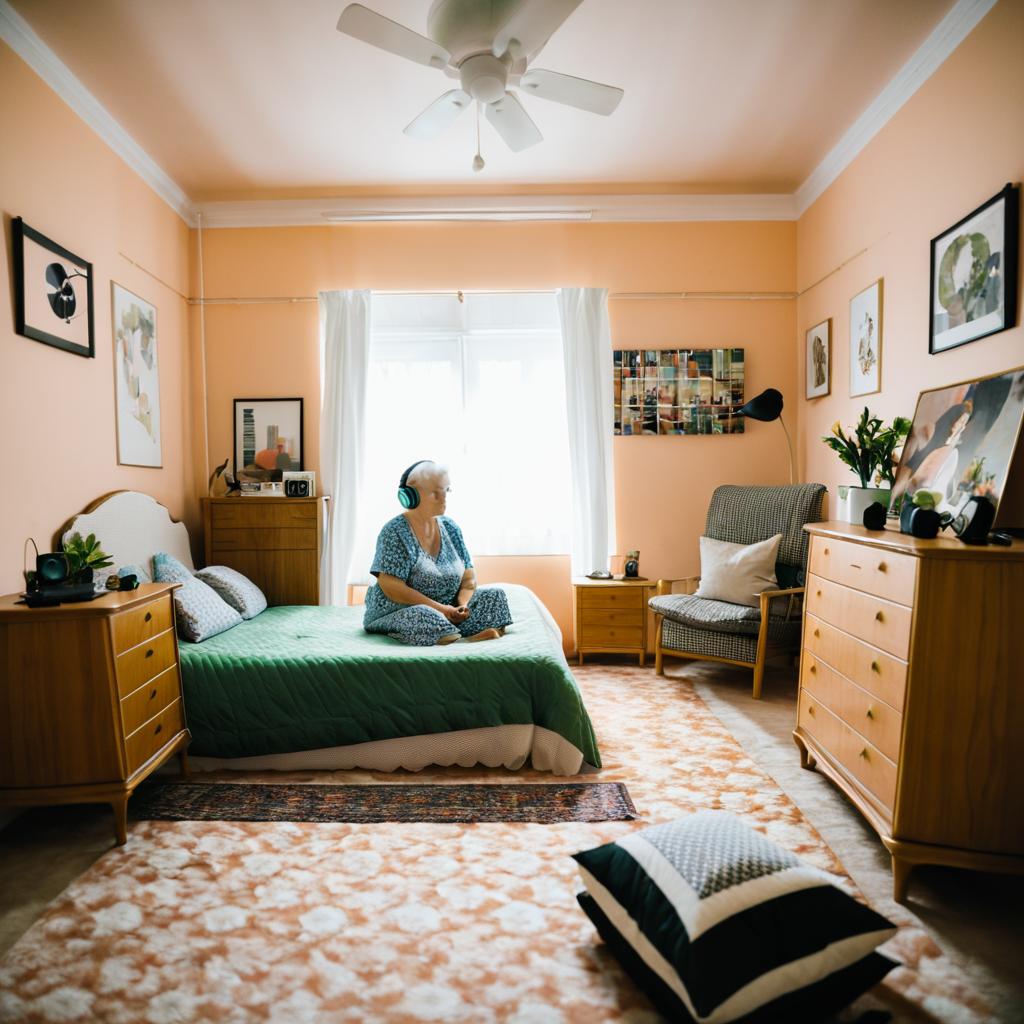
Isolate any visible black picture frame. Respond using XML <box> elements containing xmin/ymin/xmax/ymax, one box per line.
<box><xmin>929</xmin><ymin>183</ymin><xmax>1019</xmax><ymax>354</ymax></box>
<box><xmin>12</xmin><ymin>217</ymin><xmax>95</xmax><ymax>358</ymax></box>
<box><xmin>233</xmin><ymin>397</ymin><xmax>304</xmax><ymax>482</ymax></box>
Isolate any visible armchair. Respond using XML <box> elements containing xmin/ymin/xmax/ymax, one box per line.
<box><xmin>650</xmin><ymin>483</ymin><xmax>826</xmax><ymax>698</ymax></box>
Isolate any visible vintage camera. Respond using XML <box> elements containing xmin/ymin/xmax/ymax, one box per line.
<box><xmin>282</xmin><ymin>471</ymin><xmax>315</xmax><ymax>498</ymax></box>
<box><xmin>285</xmin><ymin>479</ymin><xmax>309</xmax><ymax>497</ymax></box>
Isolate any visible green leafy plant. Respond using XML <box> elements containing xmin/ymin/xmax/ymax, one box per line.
<box><xmin>62</xmin><ymin>532</ymin><xmax>113</xmax><ymax>578</ymax></box>
<box><xmin>822</xmin><ymin>408</ymin><xmax>912</xmax><ymax>488</ymax></box>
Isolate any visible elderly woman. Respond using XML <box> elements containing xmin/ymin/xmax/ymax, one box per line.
<box><xmin>363</xmin><ymin>460</ymin><xmax>513</xmax><ymax>646</ymax></box>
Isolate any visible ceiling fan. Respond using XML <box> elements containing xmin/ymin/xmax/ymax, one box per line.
<box><xmin>336</xmin><ymin>0</ymin><xmax>624</xmax><ymax>169</ymax></box>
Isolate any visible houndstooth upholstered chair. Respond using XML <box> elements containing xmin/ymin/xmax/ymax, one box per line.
<box><xmin>650</xmin><ymin>484</ymin><xmax>826</xmax><ymax>699</ymax></box>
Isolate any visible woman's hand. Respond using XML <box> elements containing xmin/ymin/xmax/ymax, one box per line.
<box><xmin>440</xmin><ymin>604</ymin><xmax>470</xmax><ymax>624</ymax></box>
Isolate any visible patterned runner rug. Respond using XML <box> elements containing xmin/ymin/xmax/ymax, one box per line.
<box><xmin>129</xmin><ymin>782</ymin><xmax>638</xmax><ymax>824</ymax></box>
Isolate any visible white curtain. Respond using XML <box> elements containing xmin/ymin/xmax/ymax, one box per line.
<box><xmin>319</xmin><ymin>290</ymin><xmax>371</xmax><ymax>605</ymax></box>
<box><xmin>557</xmin><ymin>287</ymin><xmax>616</xmax><ymax>575</ymax></box>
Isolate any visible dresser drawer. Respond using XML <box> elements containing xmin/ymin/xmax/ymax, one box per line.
<box><xmin>210</xmin><ymin>527</ymin><xmax>317</xmax><ymax>551</ymax></box>
<box><xmin>801</xmin><ymin>655</ymin><xmax>902</xmax><ymax>762</ymax></box>
<box><xmin>125</xmin><ymin>699</ymin><xmax>184</xmax><ymax>777</ymax></box>
<box><xmin>804</xmin><ymin>613</ymin><xmax>907</xmax><ymax>712</ymax></box>
<box><xmin>112</xmin><ymin>596</ymin><xmax>174</xmax><ymax>655</ymax></box>
<box><xmin>211</xmin><ymin>503</ymin><xmax>316</xmax><ymax>528</ymax></box>
<box><xmin>579</xmin><ymin>625</ymin><xmax>643</xmax><ymax>647</ymax></box>
<box><xmin>578</xmin><ymin>587</ymin><xmax>644</xmax><ymax>610</ymax></box>
<box><xmin>578</xmin><ymin>608</ymin><xmax>644</xmax><ymax>629</ymax></box>
<box><xmin>120</xmin><ymin>664</ymin><xmax>181</xmax><ymax>736</ymax></box>
<box><xmin>805</xmin><ymin>574</ymin><xmax>912</xmax><ymax>659</ymax></box>
<box><xmin>799</xmin><ymin>693</ymin><xmax>897</xmax><ymax>809</ymax></box>
<box><xmin>115</xmin><ymin>627</ymin><xmax>177</xmax><ymax>698</ymax></box>
<box><xmin>809</xmin><ymin>536</ymin><xmax>917</xmax><ymax>607</ymax></box>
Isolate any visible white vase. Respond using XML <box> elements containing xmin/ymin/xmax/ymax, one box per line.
<box><xmin>835</xmin><ymin>485</ymin><xmax>891</xmax><ymax>524</ymax></box>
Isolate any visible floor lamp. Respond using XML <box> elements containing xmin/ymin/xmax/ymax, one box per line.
<box><xmin>738</xmin><ymin>388</ymin><xmax>796</xmax><ymax>484</ymax></box>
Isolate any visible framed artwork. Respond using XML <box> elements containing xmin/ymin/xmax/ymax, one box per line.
<box><xmin>234</xmin><ymin>398</ymin><xmax>304</xmax><ymax>481</ymax></box>
<box><xmin>805</xmin><ymin>318</ymin><xmax>831</xmax><ymax>399</ymax></box>
<box><xmin>929</xmin><ymin>183</ymin><xmax>1019</xmax><ymax>354</ymax></box>
<box><xmin>849</xmin><ymin>280</ymin><xmax>882</xmax><ymax>397</ymax></box>
<box><xmin>890</xmin><ymin>364</ymin><xmax>1024</xmax><ymax>522</ymax></box>
<box><xmin>613</xmin><ymin>348</ymin><xmax>744</xmax><ymax>435</ymax></box>
<box><xmin>12</xmin><ymin>217</ymin><xmax>94</xmax><ymax>358</ymax></box>
<box><xmin>112</xmin><ymin>283</ymin><xmax>162</xmax><ymax>467</ymax></box>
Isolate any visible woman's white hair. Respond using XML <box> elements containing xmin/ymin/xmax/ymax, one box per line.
<box><xmin>406</xmin><ymin>460</ymin><xmax>449</xmax><ymax>488</ymax></box>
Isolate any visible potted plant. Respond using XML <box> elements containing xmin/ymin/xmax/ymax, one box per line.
<box><xmin>822</xmin><ymin>408</ymin><xmax>912</xmax><ymax>523</ymax></box>
<box><xmin>62</xmin><ymin>532</ymin><xmax>114</xmax><ymax>586</ymax></box>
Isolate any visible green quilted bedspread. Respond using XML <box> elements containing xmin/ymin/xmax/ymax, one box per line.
<box><xmin>177</xmin><ymin>585</ymin><xmax>600</xmax><ymax>767</ymax></box>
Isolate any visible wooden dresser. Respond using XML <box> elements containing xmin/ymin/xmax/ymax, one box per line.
<box><xmin>573</xmin><ymin>577</ymin><xmax>656</xmax><ymax>666</ymax></box>
<box><xmin>794</xmin><ymin>522</ymin><xmax>1024</xmax><ymax>900</ymax></box>
<box><xmin>202</xmin><ymin>496</ymin><xmax>326</xmax><ymax>605</ymax></box>
<box><xmin>0</xmin><ymin>583</ymin><xmax>190</xmax><ymax>845</ymax></box>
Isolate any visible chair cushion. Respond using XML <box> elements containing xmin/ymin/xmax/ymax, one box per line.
<box><xmin>649</xmin><ymin>594</ymin><xmax>764</xmax><ymax>635</ymax></box>
<box><xmin>695</xmin><ymin>534</ymin><xmax>781</xmax><ymax>607</ymax></box>
<box><xmin>573</xmin><ymin>811</ymin><xmax>897</xmax><ymax>1024</ymax></box>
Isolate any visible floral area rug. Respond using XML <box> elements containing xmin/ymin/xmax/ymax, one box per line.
<box><xmin>128</xmin><ymin>782</ymin><xmax>638</xmax><ymax>825</ymax></box>
<box><xmin>0</xmin><ymin>666</ymin><xmax>988</xmax><ymax>1023</ymax></box>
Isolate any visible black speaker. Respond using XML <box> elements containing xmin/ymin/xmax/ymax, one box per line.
<box><xmin>285</xmin><ymin>479</ymin><xmax>309</xmax><ymax>497</ymax></box>
<box><xmin>36</xmin><ymin>552</ymin><xmax>68</xmax><ymax>584</ymax></box>
<box><xmin>909</xmin><ymin>507</ymin><xmax>941</xmax><ymax>539</ymax></box>
<box><xmin>862</xmin><ymin>502</ymin><xmax>888</xmax><ymax>530</ymax></box>
<box><xmin>951</xmin><ymin>495</ymin><xmax>996</xmax><ymax>544</ymax></box>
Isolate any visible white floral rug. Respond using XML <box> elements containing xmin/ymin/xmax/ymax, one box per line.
<box><xmin>0</xmin><ymin>667</ymin><xmax>988</xmax><ymax>1023</ymax></box>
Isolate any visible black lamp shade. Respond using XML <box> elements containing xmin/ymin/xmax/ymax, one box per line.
<box><xmin>738</xmin><ymin>388</ymin><xmax>784</xmax><ymax>422</ymax></box>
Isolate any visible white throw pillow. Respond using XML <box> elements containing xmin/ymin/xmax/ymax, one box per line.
<box><xmin>695</xmin><ymin>533</ymin><xmax>782</xmax><ymax>607</ymax></box>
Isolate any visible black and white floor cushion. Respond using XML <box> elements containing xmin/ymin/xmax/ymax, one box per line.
<box><xmin>573</xmin><ymin>812</ymin><xmax>897</xmax><ymax>1023</ymax></box>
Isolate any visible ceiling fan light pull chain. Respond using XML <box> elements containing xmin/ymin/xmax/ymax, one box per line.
<box><xmin>473</xmin><ymin>102</ymin><xmax>485</xmax><ymax>172</ymax></box>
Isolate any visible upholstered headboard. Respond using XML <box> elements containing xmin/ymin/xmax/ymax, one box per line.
<box><xmin>60</xmin><ymin>491</ymin><xmax>194</xmax><ymax>575</ymax></box>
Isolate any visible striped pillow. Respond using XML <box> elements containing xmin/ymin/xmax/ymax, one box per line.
<box><xmin>573</xmin><ymin>812</ymin><xmax>897</xmax><ymax>1023</ymax></box>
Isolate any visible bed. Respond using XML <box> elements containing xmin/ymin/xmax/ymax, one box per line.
<box><xmin>63</xmin><ymin>491</ymin><xmax>601</xmax><ymax>775</ymax></box>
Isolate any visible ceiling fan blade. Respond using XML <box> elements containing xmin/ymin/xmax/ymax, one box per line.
<box><xmin>485</xmin><ymin>92</ymin><xmax>543</xmax><ymax>152</ymax></box>
<box><xmin>337</xmin><ymin>4</ymin><xmax>450</xmax><ymax>69</ymax></box>
<box><xmin>492</xmin><ymin>0</ymin><xmax>583</xmax><ymax>61</ymax></box>
<box><xmin>519</xmin><ymin>69</ymin><xmax>623</xmax><ymax>116</ymax></box>
<box><xmin>403</xmin><ymin>90</ymin><xmax>471</xmax><ymax>139</ymax></box>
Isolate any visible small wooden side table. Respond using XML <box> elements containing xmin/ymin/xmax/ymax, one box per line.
<box><xmin>0</xmin><ymin>583</ymin><xmax>191</xmax><ymax>845</ymax></box>
<box><xmin>572</xmin><ymin>577</ymin><xmax>657</xmax><ymax>666</ymax></box>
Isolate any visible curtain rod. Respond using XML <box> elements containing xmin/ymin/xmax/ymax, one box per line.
<box><xmin>187</xmin><ymin>289</ymin><xmax>797</xmax><ymax>306</ymax></box>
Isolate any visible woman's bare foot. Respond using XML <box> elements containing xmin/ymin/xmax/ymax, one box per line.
<box><xmin>437</xmin><ymin>633</ymin><xmax>460</xmax><ymax>645</ymax></box>
<box><xmin>465</xmin><ymin>627</ymin><xmax>501</xmax><ymax>642</ymax></box>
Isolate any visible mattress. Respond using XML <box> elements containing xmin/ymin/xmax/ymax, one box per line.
<box><xmin>177</xmin><ymin>584</ymin><xmax>601</xmax><ymax>771</ymax></box>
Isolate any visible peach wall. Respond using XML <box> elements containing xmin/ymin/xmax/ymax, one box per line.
<box><xmin>196</xmin><ymin>221</ymin><xmax>797</xmax><ymax>646</ymax></box>
<box><xmin>796</xmin><ymin>0</ymin><xmax>1023</xmax><ymax>502</ymax></box>
<box><xmin>0</xmin><ymin>42</ymin><xmax>196</xmax><ymax>592</ymax></box>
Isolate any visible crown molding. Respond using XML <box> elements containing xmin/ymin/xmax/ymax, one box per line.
<box><xmin>0</xmin><ymin>0</ymin><xmax>193</xmax><ymax>224</ymax></box>
<box><xmin>794</xmin><ymin>0</ymin><xmax>997</xmax><ymax>216</ymax></box>
<box><xmin>193</xmin><ymin>192</ymin><xmax>799</xmax><ymax>228</ymax></box>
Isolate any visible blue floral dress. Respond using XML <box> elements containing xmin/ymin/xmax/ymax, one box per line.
<box><xmin>363</xmin><ymin>514</ymin><xmax>512</xmax><ymax>646</ymax></box>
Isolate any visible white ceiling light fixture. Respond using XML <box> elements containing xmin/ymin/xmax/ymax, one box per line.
<box><xmin>336</xmin><ymin>0</ymin><xmax>624</xmax><ymax>170</ymax></box>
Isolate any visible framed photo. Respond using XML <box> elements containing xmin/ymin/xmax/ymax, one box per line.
<box><xmin>112</xmin><ymin>283</ymin><xmax>162</xmax><ymax>467</ymax></box>
<box><xmin>929</xmin><ymin>183</ymin><xmax>1019</xmax><ymax>354</ymax></box>
<box><xmin>12</xmin><ymin>217</ymin><xmax>94</xmax><ymax>358</ymax></box>
<box><xmin>890</xmin><ymin>364</ymin><xmax>1024</xmax><ymax>523</ymax></box>
<box><xmin>849</xmin><ymin>280</ymin><xmax>882</xmax><ymax>397</ymax></box>
<box><xmin>805</xmin><ymin>318</ymin><xmax>831</xmax><ymax>399</ymax></box>
<box><xmin>234</xmin><ymin>398</ymin><xmax>304</xmax><ymax>482</ymax></box>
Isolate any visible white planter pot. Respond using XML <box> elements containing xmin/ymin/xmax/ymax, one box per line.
<box><xmin>835</xmin><ymin>485</ymin><xmax>891</xmax><ymax>524</ymax></box>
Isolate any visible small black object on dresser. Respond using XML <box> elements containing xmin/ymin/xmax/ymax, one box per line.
<box><xmin>862</xmin><ymin>502</ymin><xmax>888</xmax><ymax>531</ymax></box>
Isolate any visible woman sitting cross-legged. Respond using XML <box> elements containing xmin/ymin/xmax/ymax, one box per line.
<box><xmin>362</xmin><ymin>460</ymin><xmax>513</xmax><ymax>646</ymax></box>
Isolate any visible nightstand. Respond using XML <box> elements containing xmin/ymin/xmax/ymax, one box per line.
<box><xmin>0</xmin><ymin>583</ymin><xmax>190</xmax><ymax>845</ymax></box>
<box><xmin>573</xmin><ymin>577</ymin><xmax>657</xmax><ymax>666</ymax></box>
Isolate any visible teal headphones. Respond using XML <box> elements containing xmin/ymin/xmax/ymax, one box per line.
<box><xmin>397</xmin><ymin>460</ymin><xmax>431</xmax><ymax>509</ymax></box>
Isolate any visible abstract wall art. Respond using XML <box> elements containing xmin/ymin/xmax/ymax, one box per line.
<box><xmin>233</xmin><ymin>398</ymin><xmax>304</xmax><ymax>481</ymax></box>
<box><xmin>613</xmin><ymin>349</ymin><xmax>744</xmax><ymax>435</ymax></box>
<box><xmin>805</xmin><ymin>318</ymin><xmax>831</xmax><ymax>400</ymax></box>
<box><xmin>12</xmin><ymin>217</ymin><xmax>94</xmax><ymax>358</ymax></box>
<box><xmin>112</xmin><ymin>283</ymin><xmax>162</xmax><ymax>467</ymax></box>
<box><xmin>849</xmin><ymin>280</ymin><xmax>882</xmax><ymax>398</ymax></box>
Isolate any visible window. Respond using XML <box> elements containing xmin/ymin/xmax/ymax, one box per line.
<box><xmin>351</xmin><ymin>292</ymin><xmax>571</xmax><ymax>581</ymax></box>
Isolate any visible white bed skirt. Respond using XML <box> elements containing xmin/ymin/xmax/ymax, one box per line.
<box><xmin>187</xmin><ymin>724</ymin><xmax>592</xmax><ymax>776</ymax></box>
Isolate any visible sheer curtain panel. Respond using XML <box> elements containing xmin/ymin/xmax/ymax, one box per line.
<box><xmin>557</xmin><ymin>288</ymin><xmax>617</xmax><ymax>576</ymax></box>
<box><xmin>319</xmin><ymin>290</ymin><xmax>371</xmax><ymax>605</ymax></box>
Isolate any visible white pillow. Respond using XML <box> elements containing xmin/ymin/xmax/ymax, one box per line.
<box><xmin>695</xmin><ymin>533</ymin><xmax>782</xmax><ymax>607</ymax></box>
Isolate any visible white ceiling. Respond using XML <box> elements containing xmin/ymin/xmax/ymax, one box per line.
<box><xmin>9</xmin><ymin>0</ymin><xmax>960</xmax><ymax>202</ymax></box>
